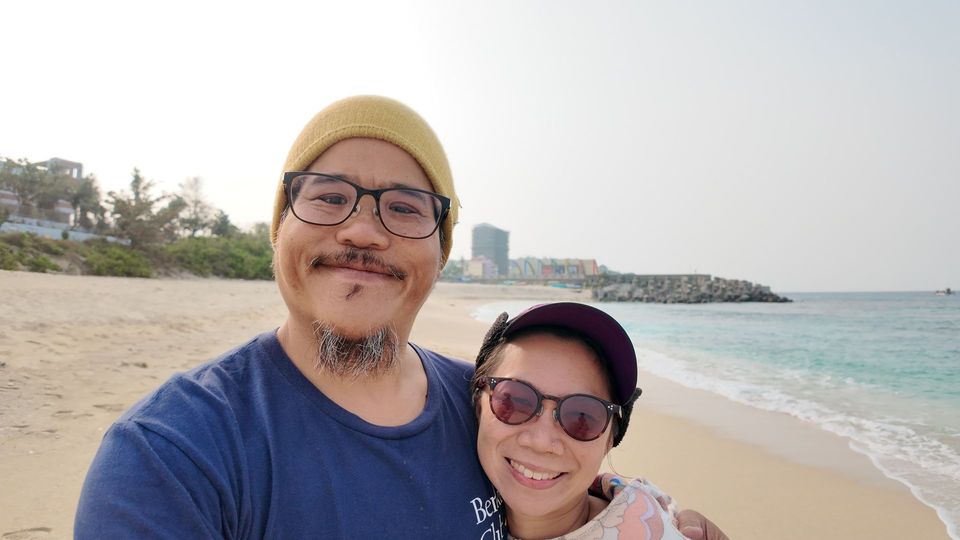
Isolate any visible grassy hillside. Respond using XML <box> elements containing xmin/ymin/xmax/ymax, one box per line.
<box><xmin>0</xmin><ymin>231</ymin><xmax>273</xmax><ymax>280</ymax></box>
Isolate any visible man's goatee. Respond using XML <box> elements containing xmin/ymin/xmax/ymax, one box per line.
<box><xmin>312</xmin><ymin>321</ymin><xmax>400</xmax><ymax>379</ymax></box>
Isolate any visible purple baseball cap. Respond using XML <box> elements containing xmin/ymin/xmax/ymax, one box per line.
<box><xmin>502</xmin><ymin>302</ymin><xmax>638</xmax><ymax>406</ymax></box>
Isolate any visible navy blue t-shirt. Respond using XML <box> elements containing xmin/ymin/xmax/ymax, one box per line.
<box><xmin>75</xmin><ymin>332</ymin><xmax>505</xmax><ymax>539</ymax></box>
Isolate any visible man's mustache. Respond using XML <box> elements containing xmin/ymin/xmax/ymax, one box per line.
<box><xmin>309</xmin><ymin>249</ymin><xmax>407</xmax><ymax>281</ymax></box>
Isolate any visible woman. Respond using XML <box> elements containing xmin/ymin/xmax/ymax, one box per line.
<box><xmin>471</xmin><ymin>302</ymin><xmax>687</xmax><ymax>539</ymax></box>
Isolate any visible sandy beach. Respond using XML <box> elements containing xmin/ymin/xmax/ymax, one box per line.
<box><xmin>0</xmin><ymin>271</ymin><xmax>949</xmax><ymax>539</ymax></box>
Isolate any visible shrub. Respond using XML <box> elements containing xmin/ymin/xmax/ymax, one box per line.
<box><xmin>26</xmin><ymin>254</ymin><xmax>60</xmax><ymax>273</ymax></box>
<box><xmin>0</xmin><ymin>232</ymin><xmax>65</xmax><ymax>255</ymax></box>
<box><xmin>81</xmin><ymin>240</ymin><xmax>152</xmax><ymax>278</ymax></box>
<box><xmin>164</xmin><ymin>237</ymin><xmax>218</xmax><ymax>276</ymax></box>
<box><xmin>1</xmin><ymin>232</ymin><xmax>30</xmax><ymax>248</ymax></box>
<box><xmin>164</xmin><ymin>233</ymin><xmax>272</xmax><ymax>280</ymax></box>
<box><xmin>0</xmin><ymin>244</ymin><xmax>18</xmax><ymax>270</ymax></box>
<box><xmin>33</xmin><ymin>235</ymin><xmax>66</xmax><ymax>256</ymax></box>
<box><xmin>0</xmin><ymin>233</ymin><xmax>66</xmax><ymax>273</ymax></box>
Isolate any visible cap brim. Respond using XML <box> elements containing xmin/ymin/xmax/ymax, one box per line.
<box><xmin>503</xmin><ymin>302</ymin><xmax>638</xmax><ymax>405</ymax></box>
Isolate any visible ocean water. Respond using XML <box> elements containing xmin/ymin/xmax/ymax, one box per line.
<box><xmin>472</xmin><ymin>292</ymin><xmax>960</xmax><ymax>539</ymax></box>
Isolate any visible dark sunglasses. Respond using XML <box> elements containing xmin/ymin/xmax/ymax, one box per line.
<box><xmin>477</xmin><ymin>377</ymin><xmax>621</xmax><ymax>442</ymax></box>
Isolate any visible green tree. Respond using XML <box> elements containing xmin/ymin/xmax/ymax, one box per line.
<box><xmin>0</xmin><ymin>158</ymin><xmax>44</xmax><ymax>208</ymax></box>
<box><xmin>178</xmin><ymin>176</ymin><xmax>213</xmax><ymax>237</ymax></box>
<box><xmin>70</xmin><ymin>174</ymin><xmax>106</xmax><ymax>231</ymax></box>
<box><xmin>34</xmin><ymin>171</ymin><xmax>75</xmax><ymax>212</ymax></box>
<box><xmin>210</xmin><ymin>209</ymin><xmax>240</xmax><ymax>237</ymax></box>
<box><xmin>250</xmin><ymin>222</ymin><xmax>270</xmax><ymax>240</ymax></box>
<box><xmin>107</xmin><ymin>169</ymin><xmax>186</xmax><ymax>249</ymax></box>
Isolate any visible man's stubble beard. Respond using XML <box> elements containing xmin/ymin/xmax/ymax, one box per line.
<box><xmin>312</xmin><ymin>320</ymin><xmax>401</xmax><ymax>379</ymax></box>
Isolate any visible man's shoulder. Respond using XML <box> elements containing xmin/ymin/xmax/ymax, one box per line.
<box><xmin>413</xmin><ymin>344</ymin><xmax>475</xmax><ymax>379</ymax></box>
<box><xmin>76</xmin><ymin>332</ymin><xmax>287</xmax><ymax>539</ymax></box>
<box><xmin>119</xmin><ymin>331</ymin><xmax>279</xmax><ymax>429</ymax></box>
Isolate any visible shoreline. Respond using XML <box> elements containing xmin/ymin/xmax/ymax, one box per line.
<box><xmin>0</xmin><ymin>274</ymin><xmax>950</xmax><ymax>539</ymax></box>
<box><xmin>414</xmin><ymin>282</ymin><xmax>951</xmax><ymax>540</ymax></box>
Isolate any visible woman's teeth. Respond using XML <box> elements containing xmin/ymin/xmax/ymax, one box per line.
<box><xmin>510</xmin><ymin>459</ymin><xmax>560</xmax><ymax>481</ymax></box>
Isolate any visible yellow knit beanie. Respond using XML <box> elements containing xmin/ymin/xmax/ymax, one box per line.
<box><xmin>271</xmin><ymin>95</ymin><xmax>458</xmax><ymax>264</ymax></box>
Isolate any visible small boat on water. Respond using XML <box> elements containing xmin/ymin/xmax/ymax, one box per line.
<box><xmin>934</xmin><ymin>287</ymin><xmax>954</xmax><ymax>296</ymax></box>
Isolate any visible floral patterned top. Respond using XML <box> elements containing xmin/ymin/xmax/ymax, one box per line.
<box><xmin>509</xmin><ymin>475</ymin><xmax>687</xmax><ymax>540</ymax></box>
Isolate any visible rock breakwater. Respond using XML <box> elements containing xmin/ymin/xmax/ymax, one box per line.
<box><xmin>588</xmin><ymin>274</ymin><xmax>791</xmax><ymax>303</ymax></box>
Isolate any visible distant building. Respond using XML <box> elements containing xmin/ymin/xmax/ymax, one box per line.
<box><xmin>1</xmin><ymin>157</ymin><xmax>83</xmax><ymax>225</ymax></box>
<box><xmin>36</xmin><ymin>157</ymin><xmax>83</xmax><ymax>180</ymax></box>
<box><xmin>472</xmin><ymin>223</ymin><xmax>509</xmax><ymax>277</ymax></box>
<box><xmin>465</xmin><ymin>255</ymin><xmax>498</xmax><ymax>279</ymax></box>
<box><xmin>509</xmin><ymin>257</ymin><xmax>599</xmax><ymax>280</ymax></box>
<box><xmin>0</xmin><ymin>157</ymin><xmax>120</xmax><ymax>242</ymax></box>
<box><xmin>0</xmin><ymin>190</ymin><xmax>17</xmax><ymax>209</ymax></box>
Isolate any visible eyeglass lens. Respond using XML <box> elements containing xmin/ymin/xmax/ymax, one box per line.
<box><xmin>488</xmin><ymin>379</ymin><xmax>611</xmax><ymax>442</ymax></box>
<box><xmin>289</xmin><ymin>174</ymin><xmax>443</xmax><ymax>239</ymax></box>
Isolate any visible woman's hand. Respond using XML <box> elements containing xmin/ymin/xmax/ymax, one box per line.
<box><xmin>677</xmin><ymin>509</ymin><xmax>730</xmax><ymax>540</ymax></box>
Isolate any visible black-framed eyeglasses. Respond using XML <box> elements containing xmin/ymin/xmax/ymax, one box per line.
<box><xmin>477</xmin><ymin>376</ymin><xmax>621</xmax><ymax>442</ymax></box>
<box><xmin>283</xmin><ymin>172</ymin><xmax>450</xmax><ymax>240</ymax></box>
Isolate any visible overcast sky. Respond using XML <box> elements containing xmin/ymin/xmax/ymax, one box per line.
<box><xmin>2</xmin><ymin>0</ymin><xmax>957</xmax><ymax>292</ymax></box>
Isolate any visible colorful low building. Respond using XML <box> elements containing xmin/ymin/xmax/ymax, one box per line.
<box><xmin>465</xmin><ymin>255</ymin><xmax>499</xmax><ymax>279</ymax></box>
<box><xmin>508</xmin><ymin>257</ymin><xmax>600</xmax><ymax>280</ymax></box>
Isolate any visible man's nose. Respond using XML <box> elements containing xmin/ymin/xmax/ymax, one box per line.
<box><xmin>334</xmin><ymin>196</ymin><xmax>390</xmax><ymax>249</ymax></box>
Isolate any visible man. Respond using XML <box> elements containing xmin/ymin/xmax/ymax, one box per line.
<box><xmin>75</xmin><ymin>96</ymin><xmax>727</xmax><ymax>539</ymax></box>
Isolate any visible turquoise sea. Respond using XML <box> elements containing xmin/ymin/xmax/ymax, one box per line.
<box><xmin>473</xmin><ymin>292</ymin><xmax>960</xmax><ymax>539</ymax></box>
